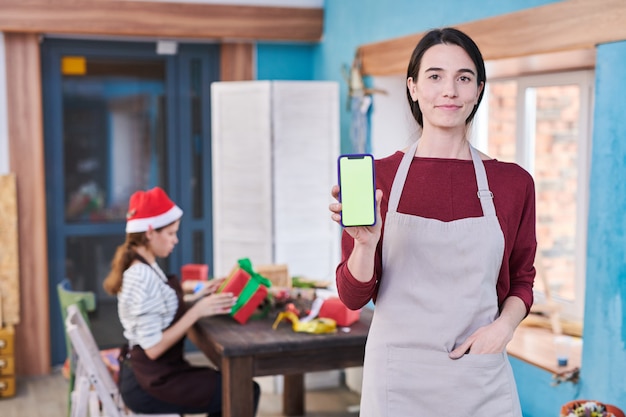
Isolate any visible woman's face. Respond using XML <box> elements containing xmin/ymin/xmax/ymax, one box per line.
<box><xmin>407</xmin><ymin>43</ymin><xmax>483</xmax><ymax>131</ymax></box>
<box><xmin>147</xmin><ymin>220</ymin><xmax>180</xmax><ymax>259</ymax></box>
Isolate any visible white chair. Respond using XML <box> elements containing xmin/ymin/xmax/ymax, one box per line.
<box><xmin>65</xmin><ymin>304</ymin><xmax>180</xmax><ymax>417</ymax></box>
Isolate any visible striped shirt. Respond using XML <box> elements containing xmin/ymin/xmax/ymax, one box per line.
<box><xmin>117</xmin><ymin>262</ymin><xmax>178</xmax><ymax>349</ymax></box>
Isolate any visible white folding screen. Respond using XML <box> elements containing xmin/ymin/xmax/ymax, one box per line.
<box><xmin>271</xmin><ymin>82</ymin><xmax>340</xmax><ymax>281</ymax></box>
<box><xmin>211</xmin><ymin>81</ymin><xmax>274</xmax><ymax>277</ymax></box>
<box><xmin>211</xmin><ymin>81</ymin><xmax>340</xmax><ymax>281</ymax></box>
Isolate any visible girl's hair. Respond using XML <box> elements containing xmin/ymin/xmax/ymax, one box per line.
<box><xmin>103</xmin><ymin>220</ymin><xmax>178</xmax><ymax>295</ymax></box>
<box><xmin>406</xmin><ymin>27</ymin><xmax>486</xmax><ymax>128</ymax></box>
<box><xmin>102</xmin><ymin>232</ymin><xmax>148</xmax><ymax>295</ymax></box>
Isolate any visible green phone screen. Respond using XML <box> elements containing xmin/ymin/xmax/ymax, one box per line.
<box><xmin>338</xmin><ymin>154</ymin><xmax>376</xmax><ymax>227</ymax></box>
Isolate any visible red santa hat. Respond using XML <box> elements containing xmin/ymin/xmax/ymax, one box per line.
<box><xmin>125</xmin><ymin>187</ymin><xmax>183</xmax><ymax>233</ymax></box>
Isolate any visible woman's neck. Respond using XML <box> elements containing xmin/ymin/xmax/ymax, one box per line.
<box><xmin>414</xmin><ymin>137</ymin><xmax>470</xmax><ymax>159</ymax></box>
<box><xmin>134</xmin><ymin>246</ymin><xmax>155</xmax><ymax>265</ymax></box>
<box><xmin>413</xmin><ymin>124</ymin><xmax>471</xmax><ymax>159</ymax></box>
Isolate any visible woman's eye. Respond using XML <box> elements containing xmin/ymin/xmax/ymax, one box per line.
<box><xmin>459</xmin><ymin>76</ymin><xmax>471</xmax><ymax>82</ymax></box>
<box><xmin>429</xmin><ymin>74</ymin><xmax>440</xmax><ymax>80</ymax></box>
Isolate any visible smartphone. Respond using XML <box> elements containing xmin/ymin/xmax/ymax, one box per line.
<box><xmin>337</xmin><ymin>154</ymin><xmax>376</xmax><ymax>227</ymax></box>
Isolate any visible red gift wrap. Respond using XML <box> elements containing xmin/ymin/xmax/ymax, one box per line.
<box><xmin>217</xmin><ymin>259</ymin><xmax>272</xmax><ymax>324</ymax></box>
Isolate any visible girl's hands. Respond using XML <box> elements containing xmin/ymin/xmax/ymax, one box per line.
<box><xmin>183</xmin><ymin>277</ymin><xmax>226</xmax><ymax>303</ymax></box>
<box><xmin>195</xmin><ymin>277</ymin><xmax>226</xmax><ymax>297</ymax></box>
<box><xmin>193</xmin><ymin>292</ymin><xmax>237</xmax><ymax>318</ymax></box>
<box><xmin>329</xmin><ymin>184</ymin><xmax>384</xmax><ymax>248</ymax></box>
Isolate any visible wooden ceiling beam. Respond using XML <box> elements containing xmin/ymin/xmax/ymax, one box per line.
<box><xmin>359</xmin><ymin>0</ymin><xmax>626</xmax><ymax>76</ymax></box>
<box><xmin>0</xmin><ymin>0</ymin><xmax>323</xmax><ymax>42</ymax></box>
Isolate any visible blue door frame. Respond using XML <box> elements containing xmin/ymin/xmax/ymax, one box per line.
<box><xmin>42</xmin><ymin>39</ymin><xmax>219</xmax><ymax>365</ymax></box>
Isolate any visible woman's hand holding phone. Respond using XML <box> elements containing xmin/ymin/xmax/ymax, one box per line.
<box><xmin>330</xmin><ymin>184</ymin><xmax>383</xmax><ymax>283</ymax></box>
<box><xmin>329</xmin><ymin>184</ymin><xmax>383</xmax><ymax>247</ymax></box>
<box><xmin>332</xmin><ymin>154</ymin><xmax>383</xmax><ymax>283</ymax></box>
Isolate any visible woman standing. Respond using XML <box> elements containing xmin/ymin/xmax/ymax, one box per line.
<box><xmin>330</xmin><ymin>28</ymin><xmax>535</xmax><ymax>416</ymax></box>
<box><xmin>103</xmin><ymin>186</ymin><xmax>260</xmax><ymax>416</ymax></box>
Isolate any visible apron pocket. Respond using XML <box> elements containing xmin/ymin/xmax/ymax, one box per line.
<box><xmin>387</xmin><ymin>346</ymin><xmax>518</xmax><ymax>417</ymax></box>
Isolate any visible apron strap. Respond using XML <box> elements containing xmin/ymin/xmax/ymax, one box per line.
<box><xmin>469</xmin><ymin>145</ymin><xmax>496</xmax><ymax>216</ymax></box>
<box><xmin>387</xmin><ymin>141</ymin><xmax>419</xmax><ymax>213</ymax></box>
<box><xmin>387</xmin><ymin>141</ymin><xmax>496</xmax><ymax>217</ymax></box>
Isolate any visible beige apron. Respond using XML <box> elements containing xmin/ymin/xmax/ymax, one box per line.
<box><xmin>360</xmin><ymin>141</ymin><xmax>522</xmax><ymax>417</ymax></box>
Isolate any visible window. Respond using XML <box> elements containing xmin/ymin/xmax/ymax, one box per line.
<box><xmin>475</xmin><ymin>70</ymin><xmax>594</xmax><ymax>321</ymax></box>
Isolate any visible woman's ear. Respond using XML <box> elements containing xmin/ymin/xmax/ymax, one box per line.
<box><xmin>407</xmin><ymin>77</ymin><xmax>418</xmax><ymax>101</ymax></box>
<box><xmin>476</xmin><ymin>81</ymin><xmax>485</xmax><ymax>103</ymax></box>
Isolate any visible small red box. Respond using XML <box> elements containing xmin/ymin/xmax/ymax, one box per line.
<box><xmin>181</xmin><ymin>264</ymin><xmax>209</xmax><ymax>281</ymax></box>
<box><xmin>318</xmin><ymin>297</ymin><xmax>361</xmax><ymax>327</ymax></box>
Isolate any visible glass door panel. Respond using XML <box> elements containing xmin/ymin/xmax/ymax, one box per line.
<box><xmin>61</xmin><ymin>56</ymin><xmax>169</xmax><ymax>349</ymax></box>
<box><xmin>44</xmin><ymin>40</ymin><xmax>218</xmax><ymax>364</ymax></box>
<box><xmin>63</xmin><ymin>58</ymin><xmax>167</xmax><ymax>223</ymax></box>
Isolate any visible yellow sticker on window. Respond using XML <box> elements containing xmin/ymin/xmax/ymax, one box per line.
<box><xmin>61</xmin><ymin>56</ymin><xmax>86</xmax><ymax>75</ymax></box>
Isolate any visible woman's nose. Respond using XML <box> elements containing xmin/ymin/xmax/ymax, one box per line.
<box><xmin>442</xmin><ymin>79</ymin><xmax>457</xmax><ymax>97</ymax></box>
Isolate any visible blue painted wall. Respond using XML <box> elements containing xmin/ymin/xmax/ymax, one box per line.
<box><xmin>257</xmin><ymin>1</ymin><xmax>626</xmax><ymax>414</ymax></box>
<box><xmin>316</xmin><ymin>0</ymin><xmax>560</xmax><ymax>153</ymax></box>
<box><xmin>257</xmin><ymin>43</ymin><xmax>317</xmax><ymax>80</ymax></box>
<box><xmin>583</xmin><ymin>41</ymin><xmax>626</xmax><ymax>406</ymax></box>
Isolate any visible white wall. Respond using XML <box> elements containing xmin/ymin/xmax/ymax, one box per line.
<box><xmin>0</xmin><ymin>33</ymin><xmax>9</xmax><ymax>175</ymax></box>
<box><xmin>370</xmin><ymin>75</ymin><xmax>418</xmax><ymax>158</ymax></box>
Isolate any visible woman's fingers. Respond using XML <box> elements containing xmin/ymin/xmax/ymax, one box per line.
<box><xmin>198</xmin><ymin>293</ymin><xmax>237</xmax><ymax>316</ymax></box>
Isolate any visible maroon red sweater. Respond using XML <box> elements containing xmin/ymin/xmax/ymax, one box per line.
<box><xmin>336</xmin><ymin>151</ymin><xmax>537</xmax><ymax>314</ymax></box>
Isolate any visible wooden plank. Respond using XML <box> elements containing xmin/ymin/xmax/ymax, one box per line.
<box><xmin>5</xmin><ymin>33</ymin><xmax>50</xmax><ymax>376</ymax></box>
<box><xmin>359</xmin><ymin>0</ymin><xmax>626</xmax><ymax>76</ymax></box>
<box><xmin>508</xmin><ymin>324</ymin><xmax>581</xmax><ymax>375</ymax></box>
<box><xmin>254</xmin><ymin>344</ymin><xmax>366</xmax><ymax>376</ymax></box>
<box><xmin>0</xmin><ymin>0</ymin><xmax>323</xmax><ymax>42</ymax></box>
<box><xmin>197</xmin><ymin>308</ymin><xmax>371</xmax><ymax>357</ymax></box>
<box><xmin>0</xmin><ymin>174</ymin><xmax>19</xmax><ymax>326</ymax></box>
<box><xmin>220</xmin><ymin>43</ymin><xmax>254</xmax><ymax>82</ymax></box>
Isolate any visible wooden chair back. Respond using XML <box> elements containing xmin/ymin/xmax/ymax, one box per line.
<box><xmin>65</xmin><ymin>304</ymin><xmax>179</xmax><ymax>417</ymax></box>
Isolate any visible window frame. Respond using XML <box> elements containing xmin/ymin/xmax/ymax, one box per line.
<box><xmin>477</xmin><ymin>70</ymin><xmax>595</xmax><ymax>321</ymax></box>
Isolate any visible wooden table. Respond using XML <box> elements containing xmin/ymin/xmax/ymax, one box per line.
<box><xmin>194</xmin><ymin>307</ymin><xmax>372</xmax><ymax>417</ymax></box>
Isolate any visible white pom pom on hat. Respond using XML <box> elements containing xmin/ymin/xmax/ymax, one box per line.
<box><xmin>125</xmin><ymin>187</ymin><xmax>183</xmax><ymax>233</ymax></box>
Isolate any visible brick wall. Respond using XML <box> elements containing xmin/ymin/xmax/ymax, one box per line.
<box><xmin>487</xmin><ymin>81</ymin><xmax>580</xmax><ymax>301</ymax></box>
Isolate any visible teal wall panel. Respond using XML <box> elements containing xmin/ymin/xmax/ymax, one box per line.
<box><xmin>582</xmin><ymin>41</ymin><xmax>626</xmax><ymax>407</ymax></box>
<box><xmin>257</xmin><ymin>43</ymin><xmax>316</xmax><ymax>81</ymax></box>
<box><xmin>317</xmin><ymin>0</ymin><xmax>559</xmax><ymax>152</ymax></box>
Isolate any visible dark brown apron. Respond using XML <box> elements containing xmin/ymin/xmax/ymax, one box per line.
<box><xmin>127</xmin><ymin>257</ymin><xmax>219</xmax><ymax>408</ymax></box>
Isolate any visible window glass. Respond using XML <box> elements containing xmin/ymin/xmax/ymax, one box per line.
<box><xmin>63</xmin><ymin>58</ymin><xmax>167</xmax><ymax>223</ymax></box>
<box><xmin>481</xmin><ymin>71</ymin><xmax>592</xmax><ymax>320</ymax></box>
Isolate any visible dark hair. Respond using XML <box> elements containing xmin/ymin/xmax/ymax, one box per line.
<box><xmin>406</xmin><ymin>27</ymin><xmax>486</xmax><ymax>128</ymax></box>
